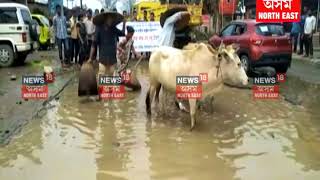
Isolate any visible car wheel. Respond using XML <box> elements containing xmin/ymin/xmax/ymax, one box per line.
<box><xmin>276</xmin><ymin>65</ymin><xmax>289</xmax><ymax>73</ymax></box>
<box><xmin>0</xmin><ymin>44</ymin><xmax>14</xmax><ymax>67</ymax></box>
<box><xmin>240</xmin><ymin>55</ymin><xmax>251</xmax><ymax>74</ymax></box>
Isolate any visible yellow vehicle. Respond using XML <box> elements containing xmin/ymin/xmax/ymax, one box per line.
<box><xmin>134</xmin><ymin>0</ymin><xmax>203</xmax><ymax>26</ymax></box>
<box><xmin>32</xmin><ymin>14</ymin><xmax>50</xmax><ymax>49</ymax></box>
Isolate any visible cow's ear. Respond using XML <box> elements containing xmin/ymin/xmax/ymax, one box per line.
<box><xmin>218</xmin><ymin>50</ymin><xmax>229</xmax><ymax>63</ymax></box>
<box><xmin>222</xmin><ymin>50</ymin><xmax>232</xmax><ymax>63</ymax></box>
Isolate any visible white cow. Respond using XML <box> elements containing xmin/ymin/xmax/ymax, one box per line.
<box><xmin>146</xmin><ymin>43</ymin><xmax>249</xmax><ymax>130</ymax></box>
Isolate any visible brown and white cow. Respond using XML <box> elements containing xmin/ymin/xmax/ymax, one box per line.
<box><xmin>146</xmin><ymin>43</ymin><xmax>248</xmax><ymax>130</ymax></box>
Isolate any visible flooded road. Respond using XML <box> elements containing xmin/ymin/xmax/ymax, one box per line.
<box><xmin>1</xmin><ymin>61</ymin><xmax>320</xmax><ymax>180</ymax></box>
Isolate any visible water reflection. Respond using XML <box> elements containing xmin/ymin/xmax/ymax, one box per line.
<box><xmin>0</xmin><ymin>62</ymin><xmax>320</xmax><ymax>180</ymax></box>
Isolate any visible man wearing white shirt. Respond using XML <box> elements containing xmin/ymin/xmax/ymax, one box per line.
<box><xmin>84</xmin><ymin>9</ymin><xmax>95</xmax><ymax>59</ymax></box>
<box><xmin>304</xmin><ymin>10</ymin><xmax>316</xmax><ymax>58</ymax></box>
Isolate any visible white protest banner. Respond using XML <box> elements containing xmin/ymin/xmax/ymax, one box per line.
<box><xmin>117</xmin><ymin>22</ymin><xmax>162</xmax><ymax>52</ymax></box>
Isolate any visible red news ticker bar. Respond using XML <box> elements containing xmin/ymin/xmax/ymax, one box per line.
<box><xmin>175</xmin><ymin>85</ymin><xmax>202</xmax><ymax>99</ymax></box>
<box><xmin>176</xmin><ymin>93</ymin><xmax>202</xmax><ymax>99</ymax></box>
<box><xmin>256</xmin><ymin>0</ymin><xmax>301</xmax><ymax>22</ymax></box>
<box><xmin>176</xmin><ymin>85</ymin><xmax>202</xmax><ymax>93</ymax></box>
<box><xmin>98</xmin><ymin>85</ymin><xmax>125</xmax><ymax>100</ymax></box>
<box><xmin>252</xmin><ymin>85</ymin><xmax>279</xmax><ymax>99</ymax></box>
<box><xmin>120</xmin><ymin>71</ymin><xmax>132</xmax><ymax>84</ymax></box>
<box><xmin>253</xmin><ymin>91</ymin><xmax>279</xmax><ymax>99</ymax></box>
<box><xmin>21</xmin><ymin>85</ymin><xmax>48</xmax><ymax>99</ymax></box>
<box><xmin>252</xmin><ymin>85</ymin><xmax>279</xmax><ymax>93</ymax></box>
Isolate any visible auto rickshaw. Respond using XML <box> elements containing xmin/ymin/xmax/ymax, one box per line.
<box><xmin>32</xmin><ymin>14</ymin><xmax>50</xmax><ymax>50</ymax></box>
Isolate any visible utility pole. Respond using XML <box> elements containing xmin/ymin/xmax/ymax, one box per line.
<box><xmin>80</xmin><ymin>0</ymin><xmax>83</xmax><ymax>9</ymax></box>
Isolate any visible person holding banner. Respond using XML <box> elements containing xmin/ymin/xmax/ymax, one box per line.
<box><xmin>143</xmin><ymin>10</ymin><xmax>148</xmax><ymax>21</ymax></box>
<box><xmin>131</xmin><ymin>10</ymin><xmax>138</xmax><ymax>22</ymax></box>
<box><xmin>150</xmin><ymin>12</ymin><xmax>155</xmax><ymax>21</ymax></box>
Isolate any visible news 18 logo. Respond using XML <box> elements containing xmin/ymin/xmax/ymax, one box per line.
<box><xmin>21</xmin><ymin>76</ymin><xmax>48</xmax><ymax>100</ymax></box>
<box><xmin>256</xmin><ymin>0</ymin><xmax>301</xmax><ymax>22</ymax></box>
<box><xmin>43</xmin><ymin>66</ymin><xmax>55</xmax><ymax>83</ymax></box>
<box><xmin>120</xmin><ymin>69</ymin><xmax>132</xmax><ymax>84</ymax></box>
<box><xmin>98</xmin><ymin>76</ymin><xmax>125</xmax><ymax>100</ymax></box>
<box><xmin>176</xmin><ymin>76</ymin><xmax>204</xmax><ymax>99</ymax></box>
<box><xmin>253</xmin><ymin>75</ymin><xmax>280</xmax><ymax>99</ymax></box>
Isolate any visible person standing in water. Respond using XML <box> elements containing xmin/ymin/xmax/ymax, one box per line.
<box><xmin>158</xmin><ymin>9</ymin><xmax>191</xmax><ymax>112</ymax></box>
<box><xmin>69</xmin><ymin>10</ymin><xmax>80</xmax><ymax>64</ymax></box>
<box><xmin>84</xmin><ymin>9</ymin><xmax>95</xmax><ymax>59</ymax></box>
<box><xmin>117</xmin><ymin>26</ymin><xmax>141</xmax><ymax>67</ymax></box>
<box><xmin>76</xmin><ymin>13</ymin><xmax>87</xmax><ymax>66</ymax></box>
<box><xmin>88</xmin><ymin>13</ymin><xmax>126</xmax><ymax>76</ymax></box>
<box><xmin>158</xmin><ymin>11</ymin><xmax>190</xmax><ymax>46</ymax></box>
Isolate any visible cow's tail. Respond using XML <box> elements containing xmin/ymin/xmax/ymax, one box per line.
<box><xmin>146</xmin><ymin>87</ymin><xmax>151</xmax><ymax>115</ymax></box>
<box><xmin>155</xmin><ymin>84</ymin><xmax>161</xmax><ymax>103</ymax></box>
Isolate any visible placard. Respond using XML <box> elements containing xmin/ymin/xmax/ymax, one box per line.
<box><xmin>117</xmin><ymin>22</ymin><xmax>162</xmax><ymax>52</ymax></box>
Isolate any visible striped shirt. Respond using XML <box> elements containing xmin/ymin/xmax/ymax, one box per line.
<box><xmin>53</xmin><ymin>15</ymin><xmax>68</xmax><ymax>39</ymax></box>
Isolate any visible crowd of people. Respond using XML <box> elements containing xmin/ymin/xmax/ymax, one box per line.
<box><xmin>51</xmin><ymin>5</ymin><xmax>154</xmax><ymax>68</ymax></box>
<box><xmin>51</xmin><ymin>4</ymin><xmax>319</xmax><ymax>69</ymax></box>
<box><xmin>291</xmin><ymin>6</ymin><xmax>318</xmax><ymax>59</ymax></box>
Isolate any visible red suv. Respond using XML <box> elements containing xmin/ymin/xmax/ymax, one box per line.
<box><xmin>209</xmin><ymin>20</ymin><xmax>292</xmax><ymax>74</ymax></box>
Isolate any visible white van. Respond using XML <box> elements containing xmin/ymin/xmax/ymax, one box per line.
<box><xmin>0</xmin><ymin>3</ymin><xmax>38</xmax><ymax>67</ymax></box>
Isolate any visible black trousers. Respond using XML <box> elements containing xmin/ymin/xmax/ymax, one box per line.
<box><xmin>290</xmin><ymin>33</ymin><xmax>299</xmax><ymax>53</ymax></box>
<box><xmin>304</xmin><ymin>34</ymin><xmax>313</xmax><ymax>56</ymax></box>
<box><xmin>79</xmin><ymin>42</ymin><xmax>88</xmax><ymax>65</ymax></box>
<box><xmin>70</xmin><ymin>38</ymin><xmax>80</xmax><ymax>63</ymax></box>
<box><xmin>57</xmin><ymin>38</ymin><xmax>69</xmax><ymax>64</ymax></box>
<box><xmin>299</xmin><ymin>33</ymin><xmax>305</xmax><ymax>54</ymax></box>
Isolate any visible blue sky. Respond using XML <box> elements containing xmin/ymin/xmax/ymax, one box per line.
<box><xmin>65</xmin><ymin>0</ymin><xmax>103</xmax><ymax>10</ymax></box>
<box><xmin>34</xmin><ymin>0</ymin><xmax>103</xmax><ymax>10</ymax></box>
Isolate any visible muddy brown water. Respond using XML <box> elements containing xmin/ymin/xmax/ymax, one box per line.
<box><xmin>0</xmin><ymin>61</ymin><xmax>320</xmax><ymax>180</ymax></box>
